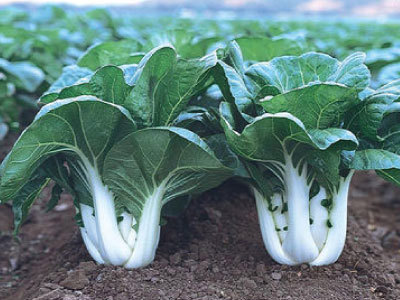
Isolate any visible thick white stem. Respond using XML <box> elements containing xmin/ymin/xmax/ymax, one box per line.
<box><xmin>311</xmin><ymin>171</ymin><xmax>354</xmax><ymax>266</ymax></box>
<box><xmin>124</xmin><ymin>181</ymin><xmax>166</xmax><ymax>269</ymax></box>
<box><xmin>85</xmin><ymin>165</ymin><xmax>132</xmax><ymax>265</ymax></box>
<box><xmin>80</xmin><ymin>203</ymin><xmax>108</xmax><ymax>263</ymax></box>
<box><xmin>253</xmin><ymin>187</ymin><xmax>296</xmax><ymax>265</ymax></box>
<box><xmin>80</xmin><ymin>228</ymin><xmax>105</xmax><ymax>264</ymax></box>
<box><xmin>118</xmin><ymin>212</ymin><xmax>137</xmax><ymax>249</ymax></box>
<box><xmin>281</xmin><ymin>158</ymin><xmax>319</xmax><ymax>264</ymax></box>
<box><xmin>310</xmin><ymin>187</ymin><xmax>329</xmax><ymax>250</ymax></box>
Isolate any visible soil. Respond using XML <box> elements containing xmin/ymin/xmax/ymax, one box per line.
<box><xmin>1</xmin><ymin>133</ymin><xmax>400</xmax><ymax>300</ymax></box>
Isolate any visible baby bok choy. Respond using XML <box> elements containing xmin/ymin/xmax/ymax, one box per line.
<box><xmin>0</xmin><ymin>45</ymin><xmax>232</xmax><ymax>268</ymax></box>
<box><xmin>215</xmin><ymin>44</ymin><xmax>386</xmax><ymax>265</ymax></box>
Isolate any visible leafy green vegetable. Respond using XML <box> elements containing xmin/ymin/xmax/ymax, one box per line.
<box><xmin>1</xmin><ymin>6</ymin><xmax>400</xmax><ymax>270</ymax></box>
<box><xmin>217</xmin><ymin>46</ymin><xmax>381</xmax><ymax>266</ymax></box>
<box><xmin>0</xmin><ymin>46</ymin><xmax>232</xmax><ymax>269</ymax></box>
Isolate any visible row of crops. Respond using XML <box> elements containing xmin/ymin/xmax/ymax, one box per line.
<box><xmin>0</xmin><ymin>5</ymin><xmax>400</xmax><ymax>268</ymax></box>
<box><xmin>1</xmin><ymin>6</ymin><xmax>400</xmax><ymax>140</ymax></box>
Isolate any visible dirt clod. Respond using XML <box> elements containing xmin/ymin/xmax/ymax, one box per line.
<box><xmin>60</xmin><ymin>270</ymin><xmax>89</xmax><ymax>290</ymax></box>
<box><xmin>32</xmin><ymin>289</ymin><xmax>62</xmax><ymax>300</ymax></box>
<box><xmin>77</xmin><ymin>261</ymin><xmax>97</xmax><ymax>273</ymax></box>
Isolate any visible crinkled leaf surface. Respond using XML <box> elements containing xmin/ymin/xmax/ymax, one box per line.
<box><xmin>246</xmin><ymin>52</ymin><xmax>370</xmax><ymax>94</ymax></box>
<box><xmin>220</xmin><ymin>104</ymin><xmax>358</xmax><ymax>164</ymax></box>
<box><xmin>260</xmin><ymin>83</ymin><xmax>359</xmax><ymax>129</ymax></box>
<box><xmin>39</xmin><ymin>66</ymin><xmax>131</xmax><ymax>106</ymax></box>
<box><xmin>103</xmin><ymin>127</ymin><xmax>233</xmax><ymax>219</ymax></box>
<box><xmin>0</xmin><ymin>97</ymin><xmax>136</xmax><ymax>202</ymax></box>
<box><xmin>345</xmin><ymin>79</ymin><xmax>400</xmax><ymax>141</ymax></box>
<box><xmin>125</xmin><ymin>46</ymin><xmax>217</xmax><ymax>127</ymax></box>
<box><xmin>40</xmin><ymin>65</ymin><xmax>93</xmax><ymax>104</ymax></box>
<box><xmin>78</xmin><ymin>40</ymin><xmax>142</xmax><ymax>71</ymax></box>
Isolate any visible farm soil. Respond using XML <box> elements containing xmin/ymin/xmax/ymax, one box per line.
<box><xmin>1</xmin><ymin>133</ymin><xmax>400</xmax><ymax>300</ymax></box>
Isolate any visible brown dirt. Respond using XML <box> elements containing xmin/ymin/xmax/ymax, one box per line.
<box><xmin>0</xmin><ymin>133</ymin><xmax>400</xmax><ymax>300</ymax></box>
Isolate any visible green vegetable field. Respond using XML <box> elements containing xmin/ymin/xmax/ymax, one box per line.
<box><xmin>0</xmin><ymin>3</ymin><xmax>399</xmax><ymax>299</ymax></box>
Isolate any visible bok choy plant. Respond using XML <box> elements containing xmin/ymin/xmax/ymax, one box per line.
<box><xmin>347</xmin><ymin>79</ymin><xmax>400</xmax><ymax>186</ymax></box>
<box><xmin>215</xmin><ymin>42</ymin><xmax>400</xmax><ymax>266</ymax></box>
<box><xmin>0</xmin><ymin>45</ymin><xmax>232</xmax><ymax>268</ymax></box>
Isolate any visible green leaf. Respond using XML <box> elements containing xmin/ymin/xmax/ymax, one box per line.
<box><xmin>213</xmin><ymin>61</ymin><xmax>254</xmax><ymax>122</ymax></box>
<box><xmin>78</xmin><ymin>40</ymin><xmax>142</xmax><ymax>71</ymax></box>
<box><xmin>205</xmin><ymin>133</ymin><xmax>247</xmax><ymax>177</ymax></box>
<box><xmin>329</xmin><ymin>52</ymin><xmax>371</xmax><ymax>91</ymax></box>
<box><xmin>103</xmin><ymin>127</ymin><xmax>233</xmax><ymax>219</ymax></box>
<box><xmin>350</xmin><ymin>149</ymin><xmax>400</xmax><ymax>171</ymax></box>
<box><xmin>246</xmin><ymin>52</ymin><xmax>370</xmax><ymax>94</ymax></box>
<box><xmin>220</xmin><ymin>109</ymin><xmax>358</xmax><ymax>164</ymax></box>
<box><xmin>40</xmin><ymin>65</ymin><xmax>93</xmax><ymax>104</ymax></box>
<box><xmin>218</xmin><ymin>41</ymin><xmax>245</xmax><ymax>75</ymax></box>
<box><xmin>346</xmin><ymin>79</ymin><xmax>400</xmax><ymax>141</ymax></box>
<box><xmin>306</xmin><ymin>149</ymin><xmax>341</xmax><ymax>189</ymax></box>
<box><xmin>125</xmin><ymin>46</ymin><xmax>217</xmax><ymax>126</ymax></box>
<box><xmin>46</xmin><ymin>184</ymin><xmax>63</xmax><ymax>212</ymax></box>
<box><xmin>40</xmin><ymin>66</ymin><xmax>131</xmax><ymax>106</ymax></box>
<box><xmin>12</xmin><ymin>170</ymin><xmax>50</xmax><ymax>234</ymax></box>
<box><xmin>376</xmin><ymin>169</ymin><xmax>400</xmax><ymax>186</ymax></box>
<box><xmin>235</xmin><ymin>37</ymin><xmax>303</xmax><ymax>62</ymax></box>
<box><xmin>260</xmin><ymin>83</ymin><xmax>359</xmax><ymax>129</ymax></box>
<box><xmin>0</xmin><ymin>97</ymin><xmax>136</xmax><ymax>203</ymax></box>
<box><xmin>161</xmin><ymin>195</ymin><xmax>192</xmax><ymax>218</ymax></box>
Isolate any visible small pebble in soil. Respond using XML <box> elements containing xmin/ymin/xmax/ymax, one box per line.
<box><xmin>271</xmin><ymin>272</ymin><xmax>282</xmax><ymax>280</ymax></box>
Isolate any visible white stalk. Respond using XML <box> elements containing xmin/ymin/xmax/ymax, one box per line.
<box><xmin>253</xmin><ymin>187</ymin><xmax>296</xmax><ymax>265</ymax></box>
<box><xmin>124</xmin><ymin>180</ymin><xmax>167</xmax><ymax>269</ymax></box>
<box><xmin>311</xmin><ymin>171</ymin><xmax>354</xmax><ymax>266</ymax></box>
<box><xmin>80</xmin><ymin>203</ymin><xmax>108</xmax><ymax>264</ymax></box>
<box><xmin>310</xmin><ymin>187</ymin><xmax>329</xmax><ymax>250</ymax></box>
<box><xmin>281</xmin><ymin>155</ymin><xmax>319</xmax><ymax>264</ymax></box>
<box><xmin>118</xmin><ymin>212</ymin><xmax>137</xmax><ymax>248</ymax></box>
<box><xmin>80</xmin><ymin>228</ymin><xmax>105</xmax><ymax>264</ymax></box>
<box><xmin>85</xmin><ymin>164</ymin><xmax>132</xmax><ymax>265</ymax></box>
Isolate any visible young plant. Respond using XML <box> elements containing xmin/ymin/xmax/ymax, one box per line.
<box><xmin>215</xmin><ymin>44</ymin><xmax>397</xmax><ymax>265</ymax></box>
<box><xmin>0</xmin><ymin>46</ymin><xmax>232</xmax><ymax>268</ymax></box>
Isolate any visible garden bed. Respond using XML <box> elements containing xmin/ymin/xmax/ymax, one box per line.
<box><xmin>0</xmin><ymin>134</ymin><xmax>400</xmax><ymax>300</ymax></box>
